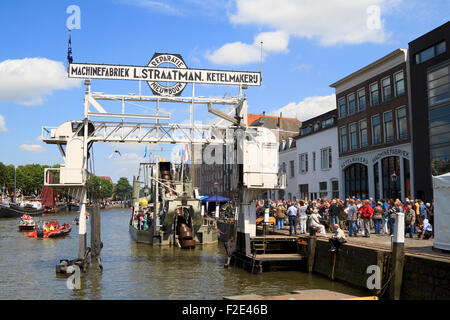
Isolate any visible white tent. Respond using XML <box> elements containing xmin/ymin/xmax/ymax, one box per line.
<box><xmin>433</xmin><ymin>173</ymin><xmax>450</xmax><ymax>251</ymax></box>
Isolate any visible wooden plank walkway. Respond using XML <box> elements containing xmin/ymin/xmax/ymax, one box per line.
<box><xmin>224</xmin><ymin>289</ymin><xmax>378</xmax><ymax>300</ymax></box>
<box><xmin>248</xmin><ymin>253</ymin><xmax>305</xmax><ymax>262</ymax></box>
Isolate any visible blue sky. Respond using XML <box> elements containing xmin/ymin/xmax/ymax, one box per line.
<box><xmin>0</xmin><ymin>0</ymin><xmax>448</xmax><ymax>183</ymax></box>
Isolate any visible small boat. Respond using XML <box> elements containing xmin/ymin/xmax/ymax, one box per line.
<box><xmin>28</xmin><ymin>221</ymin><xmax>71</xmax><ymax>239</ymax></box>
<box><xmin>18</xmin><ymin>214</ymin><xmax>36</xmax><ymax>231</ymax></box>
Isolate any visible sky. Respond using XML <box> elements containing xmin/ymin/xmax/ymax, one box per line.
<box><xmin>0</xmin><ymin>0</ymin><xmax>448</xmax><ymax>183</ymax></box>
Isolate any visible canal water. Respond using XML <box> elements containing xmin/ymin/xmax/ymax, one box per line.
<box><xmin>0</xmin><ymin>208</ymin><xmax>368</xmax><ymax>299</ymax></box>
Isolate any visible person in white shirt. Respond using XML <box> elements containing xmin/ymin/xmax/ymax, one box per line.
<box><xmin>298</xmin><ymin>201</ymin><xmax>308</xmax><ymax>234</ymax></box>
<box><xmin>419</xmin><ymin>218</ymin><xmax>433</xmax><ymax>240</ymax></box>
<box><xmin>329</xmin><ymin>224</ymin><xmax>347</xmax><ymax>252</ymax></box>
<box><xmin>310</xmin><ymin>209</ymin><xmax>326</xmax><ymax>236</ymax></box>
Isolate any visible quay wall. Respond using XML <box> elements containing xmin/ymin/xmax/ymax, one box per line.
<box><xmin>305</xmin><ymin>237</ymin><xmax>450</xmax><ymax>299</ymax></box>
<box><xmin>401</xmin><ymin>255</ymin><xmax>450</xmax><ymax>300</ymax></box>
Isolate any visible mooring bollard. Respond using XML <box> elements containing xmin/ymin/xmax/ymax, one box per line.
<box><xmin>390</xmin><ymin>212</ymin><xmax>405</xmax><ymax>300</ymax></box>
<box><xmin>307</xmin><ymin>236</ymin><xmax>317</xmax><ymax>273</ymax></box>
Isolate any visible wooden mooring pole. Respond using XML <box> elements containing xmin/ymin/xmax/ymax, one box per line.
<box><xmin>307</xmin><ymin>234</ymin><xmax>317</xmax><ymax>273</ymax></box>
<box><xmin>90</xmin><ymin>203</ymin><xmax>101</xmax><ymax>257</ymax></box>
<box><xmin>389</xmin><ymin>212</ymin><xmax>405</xmax><ymax>300</ymax></box>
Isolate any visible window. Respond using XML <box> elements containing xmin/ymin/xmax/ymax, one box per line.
<box><xmin>357</xmin><ymin>89</ymin><xmax>366</xmax><ymax>111</ymax></box>
<box><xmin>319</xmin><ymin>182</ymin><xmax>327</xmax><ymax>199</ymax></box>
<box><xmin>281</xmin><ymin>162</ymin><xmax>286</xmax><ymax>173</ymax></box>
<box><xmin>382</xmin><ymin>77</ymin><xmax>392</xmax><ymax>102</ymax></box>
<box><xmin>348</xmin><ymin>93</ymin><xmax>356</xmax><ymax>115</ymax></box>
<box><xmin>289</xmin><ymin>160</ymin><xmax>295</xmax><ymax>177</ymax></box>
<box><xmin>299</xmin><ymin>153</ymin><xmax>308</xmax><ymax>173</ymax></box>
<box><xmin>349</xmin><ymin>123</ymin><xmax>358</xmax><ymax>150</ymax></box>
<box><xmin>383</xmin><ymin>111</ymin><xmax>394</xmax><ymax>143</ymax></box>
<box><xmin>428</xmin><ymin>64</ymin><xmax>450</xmax><ymax>107</ymax></box>
<box><xmin>416</xmin><ymin>41</ymin><xmax>447</xmax><ymax>64</ymax></box>
<box><xmin>312</xmin><ymin>152</ymin><xmax>316</xmax><ymax>171</ymax></box>
<box><xmin>299</xmin><ymin>184</ymin><xmax>309</xmax><ymax>199</ymax></box>
<box><xmin>370</xmin><ymin>82</ymin><xmax>379</xmax><ymax>106</ymax></box>
<box><xmin>359</xmin><ymin>120</ymin><xmax>368</xmax><ymax>148</ymax></box>
<box><xmin>338</xmin><ymin>97</ymin><xmax>346</xmax><ymax>118</ymax></box>
<box><xmin>313</xmin><ymin>122</ymin><xmax>320</xmax><ymax>131</ymax></box>
<box><xmin>372</xmin><ymin>115</ymin><xmax>381</xmax><ymax>145</ymax></box>
<box><xmin>322</xmin><ymin>118</ymin><xmax>334</xmax><ymax>128</ymax></box>
<box><xmin>394</xmin><ymin>71</ymin><xmax>405</xmax><ymax>96</ymax></box>
<box><xmin>300</xmin><ymin>126</ymin><xmax>312</xmax><ymax>135</ymax></box>
<box><xmin>396</xmin><ymin>107</ymin><xmax>408</xmax><ymax>140</ymax></box>
<box><xmin>321</xmin><ymin>147</ymin><xmax>332</xmax><ymax>169</ymax></box>
<box><xmin>340</xmin><ymin>127</ymin><xmax>348</xmax><ymax>152</ymax></box>
<box><xmin>344</xmin><ymin>163</ymin><xmax>368</xmax><ymax>199</ymax></box>
<box><xmin>331</xmin><ymin>180</ymin><xmax>339</xmax><ymax>199</ymax></box>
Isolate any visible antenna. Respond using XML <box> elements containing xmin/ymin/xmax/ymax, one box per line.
<box><xmin>260</xmin><ymin>41</ymin><xmax>263</xmax><ymax>81</ymax></box>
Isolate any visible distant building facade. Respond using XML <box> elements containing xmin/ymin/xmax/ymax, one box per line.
<box><xmin>330</xmin><ymin>49</ymin><xmax>413</xmax><ymax>201</ymax></box>
<box><xmin>408</xmin><ymin>21</ymin><xmax>450</xmax><ymax>202</ymax></box>
<box><xmin>294</xmin><ymin>109</ymin><xmax>340</xmax><ymax>201</ymax></box>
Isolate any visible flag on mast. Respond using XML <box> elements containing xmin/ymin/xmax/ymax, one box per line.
<box><xmin>67</xmin><ymin>30</ymin><xmax>73</xmax><ymax>64</ymax></box>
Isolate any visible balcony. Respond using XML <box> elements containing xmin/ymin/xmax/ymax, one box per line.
<box><xmin>44</xmin><ymin>167</ymin><xmax>87</xmax><ymax>187</ymax></box>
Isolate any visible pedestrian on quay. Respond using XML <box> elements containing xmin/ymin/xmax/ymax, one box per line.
<box><xmin>310</xmin><ymin>208</ymin><xmax>326</xmax><ymax>236</ymax></box>
<box><xmin>328</xmin><ymin>224</ymin><xmax>347</xmax><ymax>252</ymax></box>
<box><xmin>275</xmin><ymin>203</ymin><xmax>286</xmax><ymax>230</ymax></box>
<box><xmin>329</xmin><ymin>200</ymin><xmax>340</xmax><ymax>231</ymax></box>
<box><xmin>405</xmin><ymin>203</ymin><xmax>416</xmax><ymax>238</ymax></box>
<box><xmin>358</xmin><ymin>199</ymin><xmax>374</xmax><ymax>238</ymax></box>
<box><xmin>287</xmin><ymin>202</ymin><xmax>298</xmax><ymax>236</ymax></box>
<box><xmin>372</xmin><ymin>202</ymin><xmax>384</xmax><ymax>235</ymax></box>
<box><xmin>298</xmin><ymin>200</ymin><xmax>308</xmax><ymax>234</ymax></box>
<box><xmin>418</xmin><ymin>217</ymin><xmax>433</xmax><ymax>240</ymax></box>
<box><xmin>346</xmin><ymin>199</ymin><xmax>358</xmax><ymax>237</ymax></box>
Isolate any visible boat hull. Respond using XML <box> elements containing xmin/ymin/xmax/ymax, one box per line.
<box><xmin>129</xmin><ymin>225</ymin><xmax>154</xmax><ymax>244</ymax></box>
<box><xmin>19</xmin><ymin>225</ymin><xmax>36</xmax><ymax>231</ymax></box>
<box><xmin>0</xmin><ymin>204</ymin><xmax>44</xmax><ymax>218</ymax></box>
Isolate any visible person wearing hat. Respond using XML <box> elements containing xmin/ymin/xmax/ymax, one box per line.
<box><xmin>310</xmin><ymin>208</ymin><xmax>326</xmax><ymax>236</ymax></box>
<box><xmin>329</xmin><ymin>224</ymin><xmax>347</xmax><ymax>252</ymax></box>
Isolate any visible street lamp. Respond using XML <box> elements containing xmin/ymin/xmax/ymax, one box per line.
<box><xmin>391</xmin><ymin>171</ymin><xmax>397</xmax><ymax>199</ymax></box>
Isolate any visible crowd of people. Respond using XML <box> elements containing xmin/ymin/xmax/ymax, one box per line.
<box><xmin>255</xmin><ymin>197</ymin><xmax>434</xmax><ymax>242</ymax></box>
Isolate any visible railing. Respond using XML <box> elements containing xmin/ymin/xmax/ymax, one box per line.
<box><xmin>44</xmin><ymin>167</ymin><xmax>87</xmax><ymax>187</ymax></box>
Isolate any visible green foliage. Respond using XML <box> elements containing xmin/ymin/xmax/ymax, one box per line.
<box><xmin>115</xmin><ymin>177</ymin><xmax>132</xmax><ymax>200</ymax></box>
<box><xmin>0</xmin><ymin>162</ymin><xmax>50</xmax><ymax>196</ymax></box>
<box><xmin>87</xmin><ymin>175</ymin><xmax>114</xmax><ymax>201</ymax></box>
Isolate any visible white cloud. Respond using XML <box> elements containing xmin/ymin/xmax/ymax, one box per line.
<box><xmin>271</xmin><ymin>94</ymin><xmax>336</xmax><ymax>122</ymax></box>
<box><xmin>0</xmin><ymin>58</ymin><xmax>81</xmax><ymax>106</ymax></box>
<box><xmin>206</xmin><ymin>30</ymin><xmax>289</xmax><ymax>65</ymax></box>
<box><xmin>124</xmin><ymin>0</ymin><xmax>182</xmax><ymax>16</ymax></box>
<box><xmin>0</xmin><ymin>114</ymin><xmax>7</xmax><ymax>132</ymax></box>
<box><xmin>230</xmin><ymin>0</ymin><xmax>393</xmax><ymax>46</ymax></box>
<box><xmin>19</xmin><ymin>144</ymin><xmax>47</xmax><ymax>153</ymax></box>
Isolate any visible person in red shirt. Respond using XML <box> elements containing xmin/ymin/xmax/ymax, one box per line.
<box><xmin>358</xmin><ymin>199</ymin><xmax>374</xmax><ymax>238</ymax></box>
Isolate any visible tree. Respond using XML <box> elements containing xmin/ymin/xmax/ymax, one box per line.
<box><xmin>114</xmin><ymin>177</ymin><xmax>132</xmax><ymax>200</ymax></box>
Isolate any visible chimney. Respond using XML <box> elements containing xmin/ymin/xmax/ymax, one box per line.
<box><xmin>278</xmin><ymin>112</ymin><xmax>283</xmax><ymax>130</ymax></box>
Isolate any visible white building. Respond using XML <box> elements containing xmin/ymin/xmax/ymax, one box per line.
<box><xmin>270</xmin><ymin>109</ymin><xmax>340</xmax><ymax>201</ymax></box>
<box><xmin>295</xmin><ymin>109</ymin><xmax>340</xmax><ymax>200</ymax></box>
<box><xmin>272</xmin><ymin>137</ymin><xmax>298</xmax><ymax>201</ymax></box>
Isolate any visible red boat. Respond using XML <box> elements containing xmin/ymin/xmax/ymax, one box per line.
<box><xmin>28</xmin><ymin>222</ymin><xmax>71</xmax><ymax>239</ymax></box>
